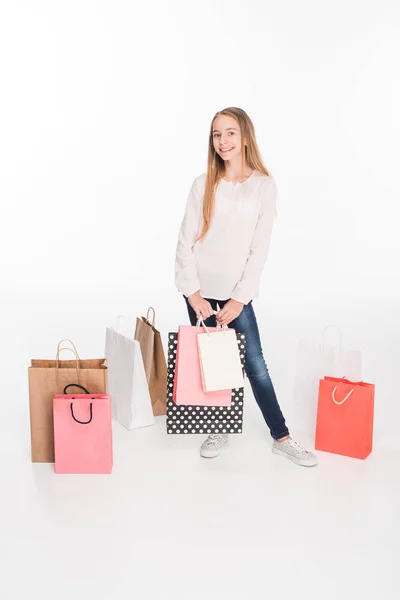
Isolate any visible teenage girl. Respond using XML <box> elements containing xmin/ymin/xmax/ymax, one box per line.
<box><xmin>175</xmin><ymin>107</ymin><xmax>317</xmax><ymax>467</ymax></box>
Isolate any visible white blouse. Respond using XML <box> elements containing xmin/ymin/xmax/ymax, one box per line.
<box><xmin>174</xmin><ymin>169</ymin><xmax>277</xmax><ymax>305</ymax></box>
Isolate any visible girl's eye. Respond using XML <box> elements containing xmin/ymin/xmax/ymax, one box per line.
<box><xmin>213</xmin><ymin>132</ymin><xmax>235</xmax><ymax>138</ymax></box>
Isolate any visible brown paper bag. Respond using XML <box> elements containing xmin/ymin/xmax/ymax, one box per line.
<box><xmin>134</xmin><ymin>307</ymin><xmax>167</xmax><ymax>416</ymax></box>
<box><xmin>28</xmin><ymin>340</ymin><xmax>108</xmax><ymax>463</ymax></box>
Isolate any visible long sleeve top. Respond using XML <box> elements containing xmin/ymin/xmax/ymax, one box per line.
<box><xmin>174</xmin><ymin>169</ymin><xmax>277</xmax><ymax>305</ymax></box>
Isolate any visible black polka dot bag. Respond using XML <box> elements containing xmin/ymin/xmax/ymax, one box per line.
<box><xmin>166</xmin><ymin>331</ymin><xmax>246</xmax><ymax>435</ymax></box>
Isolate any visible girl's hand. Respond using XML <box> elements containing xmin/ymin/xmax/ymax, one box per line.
<box><xmin>216</xmin><ymin>299</ymin><xmax>244</xmax><ymax>326</ymax></box>
<box><xmin>188</xmin><ymin>291</ymin><xmax>214</xmax><ymax>320</ymax></box>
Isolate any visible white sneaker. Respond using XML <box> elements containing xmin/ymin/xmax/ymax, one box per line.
<box><xmin>272</xmin><ymin>438</ymin><xmax>318</xmax><ymax>467</ymax></box>
<box><xmin>200</xmin><ymin>433</ymin><xmax>228</xmax><ymax>458</ymax></box>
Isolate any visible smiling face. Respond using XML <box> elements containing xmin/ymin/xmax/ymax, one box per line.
<box><xmin>212</xmin><ymin>114</ymin><xmax>246</xmax><ymax>162</ymax></box>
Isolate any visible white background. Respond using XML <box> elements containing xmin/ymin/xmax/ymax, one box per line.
<box><xmin>0</xmin><ymin>2</ymin><xmax>399</xmax><ymax>599</ymax></box>
<box><xmin>1</xmin><ymin>0</ymin><xmax>399</xmax><ymax>440</ymax></box>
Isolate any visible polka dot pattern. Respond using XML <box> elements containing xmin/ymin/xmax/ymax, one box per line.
<box><xmin>166</xmin><ymin>331</ymin><xmax>246</xmax><ymax>435</ymax></box>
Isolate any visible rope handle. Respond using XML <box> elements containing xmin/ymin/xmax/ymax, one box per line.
<box><xmin>55</xmin><ymin>340</ymin><xmax>81</xmax><ymax>383</ymax></box>
<box><xmin>146</xmin><ymin>307</ymin><xmax>156</xmax><ymax>326</ymax></box>
<box><xmin>321</xmin><ymin>325</ymin><xmax>343</xmax><ymax>362</ymax></box>
<box><xmin>56</xmin><ymin>339</ymin><xmax>81</xmax><ymax>361</ymax></box>
<box><xmin>65</xmin><ymin>384</ymin><xmax>94</xmax><ymax>425</ymax></box>
<box><xmin>195</xmin><ymin>316</ymin><xmax>210</xmax><ymax>334</ymax></box>
<box><xmin>115</xmin><ymin>315</ymin><xmax>131</xmax><ymax>334</ymax></box>
<box><xmin>196</xmin><ymin>311</ymin><xmax>229</xmax><ymax>336</ymax></box>
<box><xmin>56</xmin><ymin>348</ymin><xmax>81</xmax><ymax>369</ymax></box>
<box><xmin>321</xmin><ymin>325</ymin><xmax>343</xmax><ymax>348</ymax></box>
<box><xmin>56</xmin><ymin>341</ymin><xmax>81</xmax><ymax>372</ymax></box>
<box><xmin>70</xmin><ymin>403</ymin><xmax>93</xmax><ymax>424</ymax></box>
<box><xmin>332</xmin><ymin>385</ymin><xmax>355</xmax><ymax>405</ymax></box>
<box><xmin>63</xmin><ymin>384</ymin><xmax>90</xmax><ymax>395</ymax></box>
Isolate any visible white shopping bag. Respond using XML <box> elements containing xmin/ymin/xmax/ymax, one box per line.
<box><xmin>316</xmin><ymin>326</ymin><xmax>362</xmax><ymax>381</ymax></box>
<box><xmin>197</xmin><ymin>320</ymin><xmax>245</xmax><ymax>392</ymax></box>
<box><xmin>105</xmin><ymin>320</ymin><xmax>154</xmax><ymax>430</ymax></box>
<box><xmin>292</xmin><ymin>325</ymin><xmax>362</xmax><ymax>434</ymax></box>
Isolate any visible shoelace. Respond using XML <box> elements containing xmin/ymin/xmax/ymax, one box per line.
<box><xmin>204</xmin><ymin>434</ymin><xmax>224</xmax><ymax>448</ymax></box>
<box><xmin>284</xmin><ymin>439</ymin><xmax>310</xmax><ymax>456</ymax></box>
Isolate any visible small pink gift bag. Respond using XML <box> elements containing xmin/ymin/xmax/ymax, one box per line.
<box><xmin>173</xmin><ymin>325</ymin><xmax>232</xmax><ymax>406</ymax></box>
<box><xmin>53</xmin><ymin>384</ymin><xmax>113</xmax><ymax>474</ymax></box>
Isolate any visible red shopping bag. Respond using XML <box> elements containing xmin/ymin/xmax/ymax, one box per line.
<box><xmin>315</xmin><ymin>376</ymin><xmax>374</xmax><ymax>459</ymax></box>
<box><xmin>53</xmin><ymin>384</ymin><xmax>113</xmax><ymax>474</ymax></box>
<box><xmin>172</xmin><ymin>325</ymin><xmax>232</xmax><ymax>406</ymax></box>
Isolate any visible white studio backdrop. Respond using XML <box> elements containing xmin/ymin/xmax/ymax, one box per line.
<box><xmin>0</xmin><ymin>1</ymin><xmax>399</xmax><ymax>446</ymax></box>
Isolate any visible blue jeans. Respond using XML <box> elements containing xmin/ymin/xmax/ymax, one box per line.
<box><xmin>183</xmin><ymin>296</ymin><xmax>290</xmax><ymax>440</ymax></box>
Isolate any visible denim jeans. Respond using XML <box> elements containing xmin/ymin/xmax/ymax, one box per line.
<box><xmin>183</xmin><ymin>296</ymin><xmax>290</xmax><ymax>440</ymax></box>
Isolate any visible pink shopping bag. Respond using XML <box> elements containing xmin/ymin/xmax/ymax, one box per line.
<box><xmin>173</xmin><ymin>325</ymin><xmax>232</xmax><ymax>406</ymax></box>
<box><xmin>53</xmin><ymin>384</ymin><xmax>113</xmax><ymax>474</ymax></box>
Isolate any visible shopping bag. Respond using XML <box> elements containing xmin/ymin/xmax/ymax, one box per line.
<box><xmin>197</xmin><ymin>322</ymin><xmax>244</xmax><ymax>392</ymax></box>
<box><xmin>53</xmin><ymin>384</ymin><xmax>113</xmax><ymax>474</ymax></box>
<box><xmin>28</xmin><ymin>340</ymin><xmax>108</xmax><ymax>463</ymax></box>
<box><xmin>105</xmin><ymin>321</ymin><xmax>154</xmax><ymax>430</ymax></box>
<box><xmin>173</xmin><ymin>324</ymin><xmax>232</xmax><ymax>406</ymax></box>
<box><xmin>292</xmin><ymin>326</ymin><xmax>363</xmax><ymax>435</ymax></box>
<box><xmin>317</xmin><ymin>326</ymin><xmax>362</xmax><ymax>381</ymax></box>
<box><xmin>315</xmin><ymin>376</ymin><xmax>375</xmax><ymax>459</ymax></box>
<box><xmin>134</xmin><ymin>307</ymin><xmax>167</xmax><ymax>416</ymax></box>
<box><xmin>166</xmin><ymin>331</ymin><xmax>246</xmax><ymax>434</ymax></box>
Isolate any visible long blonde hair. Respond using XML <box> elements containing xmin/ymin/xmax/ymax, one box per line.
<box><xmin>197</xmin><ymin>107</ymin><xmax>271</xmax><ymax>242</ymax></box>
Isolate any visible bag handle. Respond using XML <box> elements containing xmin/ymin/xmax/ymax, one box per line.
<box><xmin>214</xmin><ymin>310</ymin><xmax>229</xmax><ymax>331</ymax></box>
<box><xmin>70</xmin><ymin>402</ymin><xmax>93</xmax><ymax>424</ymax></box>
<box><xmin>321</xmin><ymin>325</ymin><xmax>342</xmax><ymax>347</ymax></box>
<box><xmin>196</xmin><ymin>309</ymin><xmax>220</xmax><ymax>333</ymax></box>
<box><xmin>56</xmin><ymin>339</ymin><xmax>81</xmax><ymax>361</ymax></box>
<box><xmin>56</xmin><ymin>348</ymin><xmax>81</xmax><ymax>375</ymax></box>
<box><xmin>146</xmin><ymin>307</ymin><xmax>156</xmax><ymax>327</ymax></box>
<box><xmin>63</xmin><ymin>384</ymin><xmax>90</xmax><ymax>395</ymax></box>
<box><xmin>64</xmin><ymin>383</ymin><xmax>94</xmax><ymax>425</ymax></box>
<box><xmin>112</xmin><ymin>315</ymin><xmax>132</xmax><ymax>339</ymax></box>
<box><xmin>332</xmin><ymin>384</ymin><xmax>355</xmax><ymax>405</ymax></box>
<box><xmin>55</xmin><ymin>340</ymin><xmax>81</xmax><ymax>382</ymax></box>
<box><xmin>320</xmin><ymin>325</ymin><xmax>343</xmax><ymax>363</ymax></box>
<box><xmin>56</xmin><ymin>340</ymin><xmax>81</xmax><ymax>375</ymax></box>
<box><xmin>196</xmin><ymin>311</ymin><xmax>229</xmax><ymax>336</ymax></box>
<box><xmin>196</xmin><ymin>316</ymin><xmax>210</xmax><ymax>334</ymax></box>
